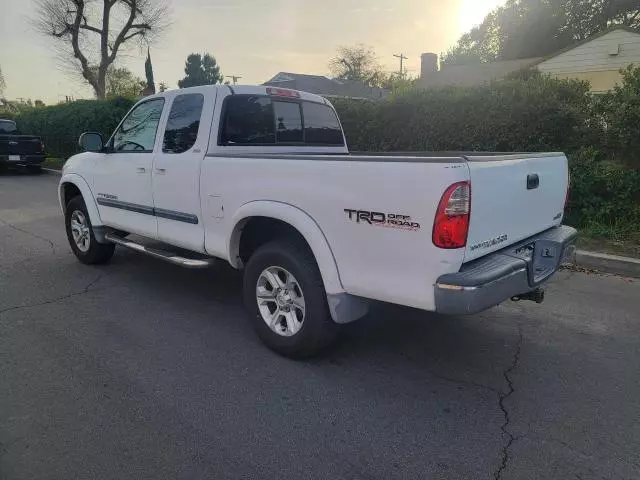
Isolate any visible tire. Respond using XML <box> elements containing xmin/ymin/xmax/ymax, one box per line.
<box><xmin>65</xmin><ymin>195</ymin><xmax>115</xmax><ymax>265</ymax></box>
<box><xmin>27</xmin><ymin>165</ymin><xmax>42</xmax><ymax>174</ymax></box>
<box><xmin>243</xmin><ymin>239</ymin><xmax>339</xmax><ymax>359</ymax></box>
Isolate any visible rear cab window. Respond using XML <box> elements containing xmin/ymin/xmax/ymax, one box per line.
<box><xmin>302</xmin><ymin>102</ymin><xmax>343</xmax><ymax>146</ymax></box>
<box><xmin>220</xmin><ymin>96</ymin><xmax>275</xmax><ymax>145</ymax></box>
<box><xmin>0</xmin><ymin>120</ymin><xmax>18</xmax><ymax>134</ymax></box>
<box><xmin>219</xmin><ymin>94</ymin><xmax>344</xmax><ymax>147</ymax></box>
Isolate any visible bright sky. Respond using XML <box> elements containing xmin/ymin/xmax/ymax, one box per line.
<box><xmin>0</xmin><ymin>0</ymin><xmax>504</xmax><ymax>104</ymax></box>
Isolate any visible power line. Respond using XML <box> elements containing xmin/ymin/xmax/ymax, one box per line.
<box><xmin>393</xmin><ymin>53</ymin><xmax>408</xmax><ymax>78</ymax></box>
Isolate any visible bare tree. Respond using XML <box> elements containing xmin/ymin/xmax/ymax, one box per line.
<box><xmin>328</xmin><ymin>44</ymin><xmax>386</xmax><ymax>87</ymax></box>
<box><xmin>34</xmin><ymin>0</ymin><xmax>169</xmax><ymax>99</ymax></box>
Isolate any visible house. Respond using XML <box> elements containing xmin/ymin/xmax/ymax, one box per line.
<box><xmin>263</xmin><ymin>72</ymin><xmax>388</xmax><ymax>100</ymax></box>
<box><xmin>417</xmin><ymin>55</ymin><xmax>543</xmax><ymax>88</ymax></box>
<box><xmin>418</xmin><ymin>26</ymin><xmax>640</xmax><ymax>93</ymax></box>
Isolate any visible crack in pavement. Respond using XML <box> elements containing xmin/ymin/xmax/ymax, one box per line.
<box><xmin>0</xmin><ymin>217</ymin><xmax>57</xmax><ymax>255</ymax></box>
<box><xmin>0</xmin><ymin>273</ymin><xmax>105</xmax><ymax>317</ymax></box>
<box><xmin>493</xmin><ymin>324</ymin><xmax>523</xmax><ymax>480</ymax></box>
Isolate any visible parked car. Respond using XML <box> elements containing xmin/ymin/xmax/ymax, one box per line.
<box><xmin>58</xmin><ymin>85</ymin><xmax>576</xmax><ymax>357</ymax></box>
<box><xmin>0</xmin><ymin>119</ymin><xmax>45</xmax><ymax>171</ymax></box>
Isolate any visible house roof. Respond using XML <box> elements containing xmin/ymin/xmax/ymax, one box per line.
<box><xmin>263</xmin><ymin>72</ymin><xmax>388</xmax><ymax>99</ymax></box>
<box><xmin>530</xmin><ymin>25</ymin><xmax>640</xmax><ymax>67</ymax></box>
<box><xmin>418</xmin><ymin>57</ymin><xmax>543</xmax><ymax>88</ymax></box>
<box><xmin>417</xmin><ymin>25</ymin><xmax>640</xmax><ymax>88</ymax></box>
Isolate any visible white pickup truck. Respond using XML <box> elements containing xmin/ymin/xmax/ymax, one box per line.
<box><xmin>59</xmin><ymin>85</ymin><xmax>576</xmax><ymax>357</ymax></box>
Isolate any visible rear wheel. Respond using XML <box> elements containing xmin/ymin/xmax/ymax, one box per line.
<box><xmin>27</xmin><ymin>165</ymin><xmax>42</xmax><ymax>174</ymax></box>
<box><xmin>65</xmin><ymin>195</ymin><xmax>115</xmax><ymax>264</ymax></box>
<box><xmin>243</xmin><ymin>239</ymin><xmax>338</xmax><ymax>358</ymax></box>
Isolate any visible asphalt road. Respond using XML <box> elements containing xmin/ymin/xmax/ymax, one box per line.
<box><xmin>1</xmin><ymin>170</ymin><xmax>639</xmax><ymax>480</ymax></box>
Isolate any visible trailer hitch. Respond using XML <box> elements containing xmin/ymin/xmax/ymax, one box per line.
<box><xmin>511</xmin><ymin>288</ymin><xmax>545</xmax><ymax>304</ymax></box>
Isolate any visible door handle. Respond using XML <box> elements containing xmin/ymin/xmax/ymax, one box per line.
<box><xmin>154</xmin><ymin>168</ymin><xmax>166</xmax><ymax>175</ymax></box>
<box><xmin>136</xmin><ymin>167</ymin><xmax>146</xmax><ymax>174</ymax></box>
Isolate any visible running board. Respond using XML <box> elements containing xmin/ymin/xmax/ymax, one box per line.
<box><xmin>104</xmin><ymin>233</ymin><xmax>214</xmax><ymax>269</ymax></box>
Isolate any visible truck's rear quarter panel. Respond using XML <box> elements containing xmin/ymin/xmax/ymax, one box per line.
<box><xmin>201</xmin><ymin>155</ymin><xmax>470</xmax><ymax>310</ymax></box>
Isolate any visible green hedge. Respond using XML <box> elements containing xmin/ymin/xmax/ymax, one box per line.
<box><xmin>566</xmin><ymin>148</ymin><xmax>640</xmax><ymax>240</ymax></box>
<box><xmin>333</xmin><ymin>74</ymin><xmax>599</xmax><ymax>153</ymax></box>
<box><xmin>595</xmin><ymin>65</ymin><xmax>640</xmax><ymax>169</ymax></box>
<box><xmin>14</xmin><ymin>97</ymin><xmax>135</xmax><ymax>159</ymax></box>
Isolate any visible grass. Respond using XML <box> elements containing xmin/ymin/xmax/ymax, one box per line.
<box><xmin>575</xmin><ymin>222</ymin><xmax>640</xmax><ymax>258</ymax></box>
<box><xmin>42</xmin><ymin>157</ymin><xmax>66</xmax><ymax>170</ymax></box>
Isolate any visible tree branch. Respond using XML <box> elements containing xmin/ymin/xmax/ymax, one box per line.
<box><xmin>80</xmin><ymin>13</ymin><xmax>102</xmax><ymax>34</ymax></box>
<box><xmin>67</xmin><ymin>1</ymin><xmax>98</xmax><ymax>92</ymax></box>
<box><xmin>107</xmin><ymin>0</ymin><xmax>138</xmax><ymax>63</ymax></box>
<box><xmin>122</xmin><ymin>30</ymin><xmax>145</xmax><ymax>42</ymax></box>
<box><xmin>79</xmin><ymin>24</ymin><xmax>102</xmax><ymax>34</ymax></box>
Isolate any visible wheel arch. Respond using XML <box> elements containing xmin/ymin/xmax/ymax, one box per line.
<box><xmin>59</xmin><ymin>173</ymin><xmax>102</xmax><ymax>227</ymax></box>
<box><xmin>228</xmin><ymin>201</ymin><xmax>344</xmax><ymax>295</ymax></box>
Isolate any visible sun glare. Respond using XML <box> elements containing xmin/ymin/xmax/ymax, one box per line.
<box><xmin>458</xmin><ymin>0</ymin><xmax>505</xmax><ymax>32</ymax></box>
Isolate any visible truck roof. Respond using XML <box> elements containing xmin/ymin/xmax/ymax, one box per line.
<box><xmin>166</xmin><ymin>84</ymin><xmax>329</xmax><ymax>105</ymax></box>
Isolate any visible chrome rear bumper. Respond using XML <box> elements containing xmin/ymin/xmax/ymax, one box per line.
<box><xmin>435</xmin><ymin>225</ymin><xmax>577</xmax><ymax>315</ymax></box>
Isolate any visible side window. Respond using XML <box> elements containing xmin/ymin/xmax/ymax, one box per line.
<box><xmin>302</xmin><ymin>102</ymin><xmax>344</xmax><ymax>146</ymax></box>
<box><xmin>112</xmin><ymin>98</ymin><xmax>164</xmax><ymax>152</ymax></box>
<box><xmin>273</xmin><ymin>101</ymin><xmax>303</xmax><ymax>143</ymax></box>
<box><xmin>163</xmin><ymin>94</ymin><xmax>204</xmax><ymax>154</ymax></box>
<box><xmin>221</xmin><ymin>96</ymin><xmax>275</xmax><ymax>145</ymax></box>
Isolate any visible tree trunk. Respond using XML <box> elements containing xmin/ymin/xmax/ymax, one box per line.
<box><xmin>96</xmin><ymin>65</ymin><xmax>107</xmax><ymax>99</ymax></box>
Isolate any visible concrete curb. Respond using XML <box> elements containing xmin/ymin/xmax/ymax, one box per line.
<box><xmin>565</xmin><ymin>249</ymin><xmax>640</xmax><ymax>279</ymax></box>
<box><xmin>43</xmin><ymin>168</ymin><xmax>62</xmax><ymax>175</ymax></box>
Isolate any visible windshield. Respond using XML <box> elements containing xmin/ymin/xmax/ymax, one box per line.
<box><xmin>0</xmin><ymin>120</ymin><xmax>18</xmax><ymax>134</ymax></box>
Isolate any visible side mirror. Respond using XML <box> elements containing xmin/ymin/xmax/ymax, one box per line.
<box><xmin>79</xmin><ymin>132</ymin><xmax>104</xmax><ymax>152</ymax></box>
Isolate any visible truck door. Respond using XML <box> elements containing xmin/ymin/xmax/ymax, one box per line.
<box><xmin>93</xmin><ymin>98</ymin><xmax>164</xmax><ymax>239</ymax></box>
<box><xmin>152</xmin><ymin>90</ymin><xmax>215</xmax><ymax>252</ymax></box>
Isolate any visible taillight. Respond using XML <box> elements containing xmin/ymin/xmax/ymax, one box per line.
<box><xmin>40</xmin><ymin>141</ymin><xmax>45</xmax><ymax>153</ymax></box>
<box><xmin>433</xmin><ymin>181</ymin><xmax>471</xmax><ymax>249</ymax></box>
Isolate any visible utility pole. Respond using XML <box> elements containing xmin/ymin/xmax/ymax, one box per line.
<box><xmin>226</xmin><ymin>75</ymin><xmax>242</xmax><ymax>85</ymax></box>
<box><xmin>393</xmin><ymin>53</ymin><xmax>408</xmax><ymax>78</ymax></box>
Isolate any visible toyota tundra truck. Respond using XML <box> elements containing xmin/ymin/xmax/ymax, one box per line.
<box><xmin>58</xmin><ymin>85</ymin><xmax>576</xmax><ymax>357</ymax></box>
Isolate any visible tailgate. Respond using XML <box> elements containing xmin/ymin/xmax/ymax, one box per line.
<box><xmin>0</xmin><ymin>135</ymin><xmax>42</xmax><ymax>155</ymax></box>
<box><xmin>464</xmin><ymin>153</ymin><xmax>569</xmax><ymax>262</ymax></box>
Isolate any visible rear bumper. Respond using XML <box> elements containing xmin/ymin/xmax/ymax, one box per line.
<box><xmin>435</xmin><ymin>225</ymin><xmax>577</xmax><ymax>315</ymax></box>
<box><xmin>0</xmin><ymin>154</ymin><xmax>46</xmax><ymax>165</ymax></box>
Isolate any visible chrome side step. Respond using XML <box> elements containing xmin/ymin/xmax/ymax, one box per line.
<box><xmin>104</xmin><ymin>233</ymin><xmax>214</xmax><ymax>269</ymax></box>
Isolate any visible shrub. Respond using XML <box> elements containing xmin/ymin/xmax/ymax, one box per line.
<box><xmin>596</xmin><ymin>65</ymin><xmax>640</xmax><ymax>169</ymax></box>
<box><xmin>15</xmin><ymin>97</ymin><xmax>135</xmax><ymax>159</ymax></box>
<box><xmin>566</xmin><ymin>148</ymin><xmax>640</xmax><ymax>240</ymax></box>
<box><xmin>333</xmin><ymin>74</ymin><xmax>600</xmax><ymax>153</ymax></box>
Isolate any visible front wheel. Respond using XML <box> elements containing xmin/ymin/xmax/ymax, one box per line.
<box><xmin>65</xmin><ymin>195</ymin><xmax>115</xmax><ymax>264</ymax></box>
<box><xmin>243</xmin><ymin>239</ymin><xmax>339</xmax><ymax>359</ymax></box>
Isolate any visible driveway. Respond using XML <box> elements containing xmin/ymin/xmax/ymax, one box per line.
<box><xmin>1</xmin><ymin>171</ymin><xmax>639</xmax><ymax>480</ymax></box>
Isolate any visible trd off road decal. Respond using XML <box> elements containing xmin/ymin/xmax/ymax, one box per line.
<box><xmin>344</xmin><ymin>209</ymin><xmax>421</xmax><ymax>231</ymax></box>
